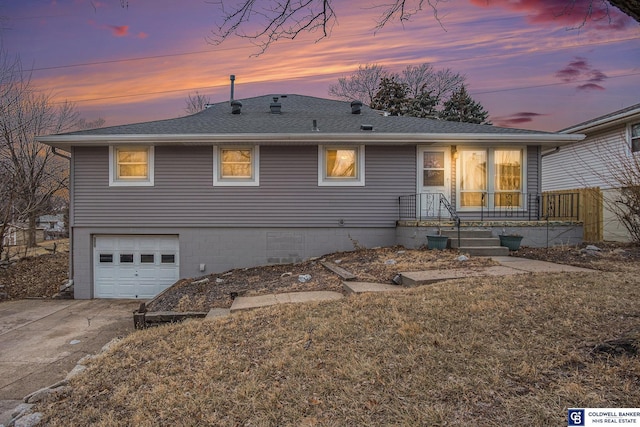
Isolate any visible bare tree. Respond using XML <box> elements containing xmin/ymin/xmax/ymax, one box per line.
<box><xmin>560</xmin><ymin>130</ymin><xmax>640</xmax><ymax>243</ymax></box>
<box><xmin>0</xmin><ymin>51</ymin><xmax>79</xmax><ymax>248</ymax></box>
<box><xmin>328</xmin><ymin>64</ymin><xmax>386</xmax><ymax>105</ymax></box>
<box><xmin>592</xmin><ymin>139</ymin><xmax>640</xmax><ymax>243</ymax></box>
<box><xmin>185</xmin><ymin>91</ymin><xmax>212</xmax><ymax>115</ymax></box>
<box><xmin>401</xmin><ymin>64</ymin><xmax>465</xmax><ymax>108</ymax></box>
<box><xmin>75</xmin><ymin>117</ymin><xmax>106</xmax><ymax>130</ymax></box>
<box><xmin>0</xmin><ymin>161</ymin><xmax>16</xmax><ymax>259</ymax></box>
<box><xmin>204</xmin><ymin>0</ymin><xmax>639</xmax><ymax>52</ymax></box>
<box><xmin>329</xmin><ymin>62</ymin><xmax>466</xmax><ymax>108</ymax></box>
<box><xmin>207</xmin><ymin>0</ymin><xmax>337</xmax><ymax>55</ymax></box>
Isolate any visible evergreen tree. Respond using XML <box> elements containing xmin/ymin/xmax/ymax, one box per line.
<box><xmin>406</xmin><ymin>86</ymin><xmax>438</xmax><ymax>119</ymax></box>
<box><xmin>370</xmin><ymin>77</ymin><xmax>410</xmax><ymax>116</ymax></box>
<box><xmin>439</xmin><ymin>85</ymin><xmax>491</xmax><ymax>124</ymax></box>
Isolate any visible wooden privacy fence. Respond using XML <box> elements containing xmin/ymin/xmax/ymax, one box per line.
<box><xmin>542</xmin><ymin>187</ymin><xmax>603</xmax><ymax>242</ymax></box>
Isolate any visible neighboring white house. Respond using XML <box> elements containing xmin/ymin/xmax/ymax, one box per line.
<box><xmin>1</xmin><ymin>223</ymin><xmax>46</xmax><ymax>246</ymax></box>
<box><xmin>542</xmin><ymin>103</ymin><xmax>640</xmax><ymax>242</ymax></box>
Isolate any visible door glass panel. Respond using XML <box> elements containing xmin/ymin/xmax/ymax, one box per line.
<box><xmin>422</xmin><ymin>152</ymin><xmax>445</xmax><ymax>186</ymax></box>
<box><xmin>140</xmin><ymin>254</ymin><xmax>155</xmax><ymax>263</ymax></box>
<box><xmin>161</xmin><ymin>254</ymin><xmax>175</xmax><ymax>264</ymax></box>
<box><xmin>120</xmin><ymin>254</ymin><xmax>134</xmax><ymax>263</ymax></box>
<box><xmin>99</xmin><ymin>254</ymin><xmax>113</xmax><ymax>263</ymax></box>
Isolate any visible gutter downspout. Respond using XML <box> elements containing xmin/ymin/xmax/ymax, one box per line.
<box><xmin>51</xmin><ymin>147</ymin><xmax>74</xmax><ymax>294</ymax></box>
<box><xmin>52</xmin><ymin>147</ymin><xmax>71</xmax><ymax>161</ymax></box>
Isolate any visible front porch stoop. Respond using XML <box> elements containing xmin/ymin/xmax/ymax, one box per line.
<box><xmin>440</xmin><ymin>229</ymin><xmax>509</xmax><ymax>257</ymax></box>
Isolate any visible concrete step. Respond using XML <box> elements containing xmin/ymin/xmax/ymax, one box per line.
<box><xmin>400</xmin><ymin>265</ymin><xmax>524</xmax><ymax>287</ymax></box>
<box><xmin>440</xmin><ymin>229</ymin><xmax>493</xmax><ymax>239</ymax></box>
<box><xmin>230</xmin><ymin>291</ymin><xmax>344</xmax><ymax>312</ymax></box>
<box><xmin>458</xmin><ymin>246</ymin><xmax>510</xmax><ymax>256</ymax></box>
<box><xmin>342</xmin><ymin>281</ymin><xmax>405</xmax><ymax>294</ymax></box>
<box><xmin>449</xmin><ymin>237</ymin><xmax>500</xmax><ymax>248</ymax></box>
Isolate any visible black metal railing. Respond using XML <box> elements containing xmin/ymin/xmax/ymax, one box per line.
<box><xmin>480</xmin><ymin>192</ymin><xmax>540</xmax><ymax>220</ymax></box>
<box><xmin>398</xmin><ymin>193</ymin><xmax>459</xmax><ymax>222</ymax></box>
<box><xmin>399</xmin><ymin>192</ymin><xmax>580</xmax><ymax>221</ymax></box>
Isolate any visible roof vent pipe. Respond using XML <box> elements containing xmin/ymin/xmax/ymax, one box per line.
<box><xmin>312</xmin><ymin>119</ymin><xmax>319</xmax><ymax>131</ymax></box>
<box><xmin>231</xmin><ymin>100</ymin><xmax>242</xmax><ymax>114</ymax></box>
<box><xmin>270</xmin><ymin>96</ymin><xmax>281</xmax><ymax>114</ymax></box>
<box><xmin>230</xmin><ymin>75</ymin><xmax>236</xmax><ymax>102</ymax></box>
<box><xmin>351</xmin><ymin>100</ymin><xmax>362</xmax><ymax>114</ymax></box>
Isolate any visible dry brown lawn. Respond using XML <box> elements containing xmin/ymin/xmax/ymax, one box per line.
<box><xmin>37</xmin><ymin>263</ymin><xmax>640</xmax><ymax>426</ymax></box>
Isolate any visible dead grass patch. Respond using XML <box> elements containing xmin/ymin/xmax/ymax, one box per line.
<box><xmin>38</xmin><ymin>269</ymin><xmax>640</xmax><ymax>426</ymax></box>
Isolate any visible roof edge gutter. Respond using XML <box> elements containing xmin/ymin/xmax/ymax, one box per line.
<box><xmin>560</xmin><ymin>108</ymin><xmax>640</xmax><ymax>134</ymax></box>
<box><xmin>37</xmin><ymin>132</ymin><xmax>586</xmax><ymax>149</ymax></box>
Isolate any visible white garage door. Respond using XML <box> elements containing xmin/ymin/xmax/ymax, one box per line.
<box><xmin>94</xmin><ymin>235</ymin><xmax>179</xmax><ymax>299</ymax></box>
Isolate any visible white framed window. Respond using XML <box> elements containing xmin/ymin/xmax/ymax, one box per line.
<box><xmin>318</xmin><ymin>145</ymin><xmax>365</xmax><ymax>186</ymax></box>
<box><xmin>630</xmin><ymin>123</ymin><xmax>640</xmax><ymax>153</ymax></box>
<box><xmin>213</xmin><ymin>146</ymin><xmax>259</xmax><ymax>186</ymax></box>
<box><xmin>109</xmin><ymin>146</ymin><xmax>154</xmax><ymax>186</ymax></box>
<box><xmin>457</xmin><ymin>147</ymin><xmax>526</xmax><ymax>210</ymax></box>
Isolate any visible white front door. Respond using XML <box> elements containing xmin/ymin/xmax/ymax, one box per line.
<box><xmin>417</xmin><ymin>147</ymin><xmax>451</xmax><ymax>218</ymax></box>
<box><xmin>94</xmin><ymin>235</ymin><xmax>179</xmax><ymax>299</ymax></box>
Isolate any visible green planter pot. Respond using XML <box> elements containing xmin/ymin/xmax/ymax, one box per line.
<box><xmin>499</xmin><ymin>235</ymin><xmax>523</xmax><ymax>251</ymax></box>
<box><xmin>427</xmin><ymin>235</ymin><xmax>449</xmax><ymax>250</ymax></box>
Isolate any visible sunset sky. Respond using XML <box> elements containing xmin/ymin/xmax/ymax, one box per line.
<box><xmin>2</xmin><ymin>0</ymin><xmax>639</xmax><ymax>132</ymax></box>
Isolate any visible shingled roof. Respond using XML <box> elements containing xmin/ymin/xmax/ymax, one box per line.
<box><xmin>560</xmin><ymin>102</ymin><xmax>640</xmax><ymax>134</ymax></box>
<box><xmin>39</xmin><ymin>94</ymin><xmax>584</xmax><ymax>149</ymax></box>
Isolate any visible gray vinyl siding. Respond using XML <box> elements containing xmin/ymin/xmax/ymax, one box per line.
<box><xmin>526</xmin><ymin>145</ymin><xmax>540</xmax><ymax>195</ymax></box>
<box><xmin>72</xmin><ymin>144</ymin><xmax>416</xmax><ymax>228</ymax></box>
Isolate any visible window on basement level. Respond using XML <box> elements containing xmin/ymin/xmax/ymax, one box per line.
<box><xmin>109</xmin><ymin>146</ymin><xmax>154</xmax><ymax>186</ymax></box>
<box><xmin>213</xmin><ymin>146</ymin><xmax>259</xmax><ymax>186</ymax></box>
<box><xmin>632</xmin><ymin>123</ymin><xmax>640</xmax><ymax>153</ymax></box>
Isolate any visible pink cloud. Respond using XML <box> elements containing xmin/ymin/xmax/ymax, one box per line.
<box><xmin>493</xmin><ymin>112</ymin><xmax>546</xmax><ymax>128</ymax></box>
<box><xmin>468</xmin><ymin>0</ymin><xmax>634</xmax><ymax>30</ymax></box>
<box><xmin>87</xmin><ymin>20</ymin><xmax>132</xmax><ymax>37</ymax></box>
<box><xmin>137</xmin><ymin>32</ymin><xmax>149</xmax><ymax>39</ymax></box>
<box><xmin>108</xmin><ymin>25</ymin><xmax>129</xmax><ymax>37</ymax></box>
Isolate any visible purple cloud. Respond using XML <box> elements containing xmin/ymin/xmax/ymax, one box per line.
<box><xmin>493</xmin><ymin>112</ymin><xmax>546</xmax><ymax>128</ymax></box>
<box><xmin>576</xmin><ymin>83</ymin><xmax>605</xmax><ymax>91</ymax></box>
<box><xmin>555</xmin><ymin>56</ymin><xmax>608</xmax><ymax>91</ymax></box>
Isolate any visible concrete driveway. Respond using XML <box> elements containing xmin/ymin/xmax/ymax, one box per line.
<box><xmin>0</xmin><ymin>299</ymin><xmax>140</xmax><ymax>424</ymax></box>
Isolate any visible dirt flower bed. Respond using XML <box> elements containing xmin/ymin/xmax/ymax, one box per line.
<box><xmin>515</xmin><ymin>241</ymin><xmax>640</xmax><ymax>272</ymax></box>
<box><xmin>147</xmin><ymin>246</ymin><xmax>497</xmax><ymax>312</ymax></box>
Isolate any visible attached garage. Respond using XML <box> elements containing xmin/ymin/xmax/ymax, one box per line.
<box><xmin>94</xmin><ymin>235</ymin><xmax>179</xmax><ymax>299</ymax></box>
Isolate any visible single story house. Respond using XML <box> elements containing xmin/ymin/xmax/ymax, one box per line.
<box><xmin>38</xmin><ymin>94</ymin><xmax>584</xmax><ymax>299</ymax></box>
<box><xmin>543</xmin><ymin>103</ymin><xmax>640</xmax><ymax>242</ymax></box>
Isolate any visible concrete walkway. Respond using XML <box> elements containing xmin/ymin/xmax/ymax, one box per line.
<box><xmin>0</xmin><ymin>299</ymin><xmax>140</xmax><ymax>425</ymax></box>
<box><xmin>220</xmin><ymin>257</ymin><xmax>597</xmax><ymax>313</ymax></box>
<box><xmin>400</xmin><ymin>257</ymin><xmax>595</xmax><ymax>286</ymax></box>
